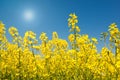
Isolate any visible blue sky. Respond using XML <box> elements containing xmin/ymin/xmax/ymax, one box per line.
<box><xmin>0</xmin><ymin>0</ymin><xmax>120</xmax><ymax>50</ymax></box>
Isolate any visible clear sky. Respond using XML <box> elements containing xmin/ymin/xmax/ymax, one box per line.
<box><xmin>0</xmin><ymin>0</ymin><xmax>120</xmax><ymax>50</ymax></box>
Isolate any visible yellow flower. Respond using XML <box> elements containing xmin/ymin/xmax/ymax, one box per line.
<box><xmin>68</xmin><ymin>13</ymin><xmax>80</xmax><ymax>33</ymax></box>
<box><xmin>69</xmin><ymin>13</ymin><xmax>77</xmax><ymax>19</ymax></box>
<box><xmin>24</xmin><ymin>31</ymin><xmax>37</xmax><ymax>45</ymax></box>
<box><xmin>0</xmin><ymin>21</ymin><xmax>6</xmax><ymax>34</ymax></box>
<box><xmin>8</xmin><ymin>26</ymin><xmax>18</xmax><ymax>37</ymax></box>
<box><xmin>76</xmin><ymin>26</ymin><xmax>80</xmax><ymax>32</ymax></box>
<box><xmin>116</xmin><ymin>61</ymin><xmax>120</xmax><ymax>68</ymax></box>
<box><xmin>39</xmin><ymin>32</ymin><xmax>48</xmax><ymax>41</ymax></box>
<box><xmin>68</xmin><ymin>34</ymin><xmax>75</xmax><ymax>42</ymax></box>
<box><xmin>52</xmin><ymin>32</ymin><xmax>58</xmax><ymax>40</ymax></box>
<box><xmin>91</xmin><ymin>37</ymin><xmax>98</xmax><ymax>44</ymax></box>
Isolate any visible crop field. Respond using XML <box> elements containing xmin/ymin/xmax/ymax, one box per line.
<box><xmin>0</xmin><ymin>13</ymin><xmax>120</xmax><ymax>80</ymax></box>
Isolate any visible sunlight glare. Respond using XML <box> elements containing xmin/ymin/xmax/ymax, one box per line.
<box><xmin>24</xmin><ymin>10</ymin><xmax>34</xmax><ymax>21</ymax></box>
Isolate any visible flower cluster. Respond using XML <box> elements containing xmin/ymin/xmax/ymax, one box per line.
<box><xmin>0</xmin><ymin>14</ymin><xmax>120</xmax><ymax>80</ymax></box>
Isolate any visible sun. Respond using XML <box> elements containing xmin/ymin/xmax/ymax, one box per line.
<box><xmin>24</xmin><ymin>10</ymin><xmax>34</xmax><ymax>21</ymax></box>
